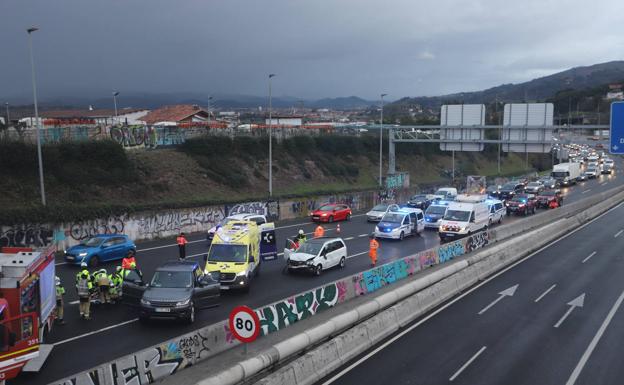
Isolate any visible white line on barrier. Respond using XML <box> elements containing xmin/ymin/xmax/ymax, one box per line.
<box><xmin>615</xmin><ymin>230</ymin><xmax>623</xmax><ymax>238</ymax></box>
<box><xmin>322</xmin><ymin>202</ymin><xmax>624</xmax><ymax>385</ymax></box>
<box><xmin>582</xmin><ymin>252</ymin><xmax>597</xmax><ymax>264</ymax></box>
<box><xmin>565</xmin><ymin>288</ymin><xmax>624</xmax><ymax>385</ymax></box>
<box><xmin>534</xmin><ymin>284</ymin><xmax>557</xmax><ymax>303</ymax></box>
<box><xmin>449</xmin><ymin>346</ymin><xmax>487</xmax><ymax>382</ymax></box>
<box><xmin>53</xmin><ymin>318</ymin><xmax>139</xmax><ymax>347</ymax></box>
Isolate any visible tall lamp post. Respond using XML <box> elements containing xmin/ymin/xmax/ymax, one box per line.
<box><xmin>27</xmin><ymin>27</ymin><xmax>46</xmax><ymax>206</ymax></box>
<box><xmin>268</xmin><ymin>74</ymin><xmax>276</xmax><ymax>197</ymax></box>
<box><xmin>208</xmin><ymin>96</ymin><xmax>213</xmax><ymax>124</ymax></box>
<box><xmin>112</xmin><ymin>91</ymin><xmax>119</xmax><ymax>125</ymax></box>
<box><xmin>379</xmin><ymin>93</ymin><xmax>387</xmax><ymax>188</ymax></box>
<box><xmin>4</xmin><ymin>102</ymin><xmax>9</xmax><ymax>128</ymax></box>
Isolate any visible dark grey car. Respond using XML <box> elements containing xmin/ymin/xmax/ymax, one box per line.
<box><xmin>122</xmin><ymin>261</ymin><xmax>220</xmax><ymax>324</ymax></box>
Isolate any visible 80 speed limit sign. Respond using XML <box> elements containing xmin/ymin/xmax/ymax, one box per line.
<box><xmin>228</xmin><ymin>306</ymin><xmax>260</xmax><ymax>343</ymax></box>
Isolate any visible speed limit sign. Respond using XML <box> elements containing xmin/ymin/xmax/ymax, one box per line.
<box><xmin>228</xmin><ymin>306</ymin><xmax>260</xmax><ymax>343</ymax></box>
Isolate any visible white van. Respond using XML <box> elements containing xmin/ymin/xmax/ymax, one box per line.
<box><xmin>432</xmin><ymin>187</ymin><xmax>458</xmax><ymax>201</ymax></box>
<box><xmin>486</xmin><ymin>198</ymin><xmax>505</xmax><ymax>226</ymax></box>
<box><xmin>374</xmin><ymin>208</ymin><xmax>425</xmax><ymax>240</ymax></box>
<box><xmin>438</xmin><ymin>195</ymin><xmax>489</xmax><ymax>242</ymax></box>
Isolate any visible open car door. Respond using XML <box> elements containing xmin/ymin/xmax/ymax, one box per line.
<box><xmin>121</xmin><ymin>270</ymin><xmax>146</xmax><ymax>307</ymax></box>
<box><xmin>259</xmin><ymin>223</ymin><xmax>278</xmax><ymax>261</ymax></box>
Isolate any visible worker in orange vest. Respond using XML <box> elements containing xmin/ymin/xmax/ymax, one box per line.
<box><xmin>314</xmin><ymin>225</ymin><xmax>325</xmax><ymax>238</ymax></box>
<box><xmin>369</xmin><ymin>235</ymin><xmax>380</xmax><ymax>267</ymax></box>
<box><xmin>177</xmin><ymin>232</ymin><xmax>188</xmax><ymax>260</ymax></box>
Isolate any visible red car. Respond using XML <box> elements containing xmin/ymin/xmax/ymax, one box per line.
<box><xmin>311</xmin><ymin>203</ymin><xmax>352</xmax><ymax>223</ymax></box>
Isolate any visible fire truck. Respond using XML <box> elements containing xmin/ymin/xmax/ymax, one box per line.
<box><xmin>0</xmin><ymin>246</ymin><xmax>56</xmax><ymax>382</ymax></box>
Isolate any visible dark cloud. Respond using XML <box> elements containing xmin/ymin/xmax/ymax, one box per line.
<box><xmin>1</xmin><ymin>0</ymin><xmax>623</xmax><ymax>102</ymax></box>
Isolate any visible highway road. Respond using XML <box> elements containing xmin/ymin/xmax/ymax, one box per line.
<box><xmin>319</xmin><ymin>182</ymin><xmax>624</xmax><ymax>385</ymax></box>
<box><xmin>11</xmin><ymin>164</ymin><xmax>621</xmax><ymax>385</ymax></box>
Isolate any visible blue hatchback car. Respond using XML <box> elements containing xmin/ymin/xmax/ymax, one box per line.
<box><xmin>65</xmin><ymin>234</ymin><xmax>136</xmax><ymax>267</ymax></box>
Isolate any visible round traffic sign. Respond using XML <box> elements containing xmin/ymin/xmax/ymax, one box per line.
<box><xmin>228</xmin><ymin>305</ymin><xmax>260</xmax><ymax>343</ymax></box>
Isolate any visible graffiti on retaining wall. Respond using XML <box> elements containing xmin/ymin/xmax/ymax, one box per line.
<box><xmin>466</xmin><ymin>231</ymin><xmax>489</xmax><ymax>252</ymax></box>
<box><xmin>111</xmin><ymin>126</ymin><xmax>186</xmax><ymax>149</ymax></box>
<box><xmin>227</xmin><ymin>200</ymin><xmax>280</xmax><ymax>221</ymax></box>
<box><xmin>437</xmin><ymin>240</ymin><xmax>466</xmax><ymax>263</ymax></box>
<box><xmin>256</xmin><ymin>283</ymin><xmax>343</xmax><ymax>336</ymax></box>
<box><xmin>418</xmin><ymin>249</ymin><xmax>438</xmax><ymax>270</ymax></box>
<box><xmin>0</xmin><ymin>225</ymin><xmax>54</xmax><ymax>247</ymax></box>
<box><xmin>136</xmin><ymin>207</ymin><xmax>225</xmax><ymax>238</ymax></box>
<box><xmin>353</xmin><ymin>257</ymin><xmax>419</xmax><ymax>296</ymax></box>
<box><xmin>291</xmin><ymin>199</ymin><xmax>317</xmax><ymax>217</ymax></box>
<box><xmin>69</xmin><ymin>216</ymin><xmax>126</xmax><ymax>241</ymax></box>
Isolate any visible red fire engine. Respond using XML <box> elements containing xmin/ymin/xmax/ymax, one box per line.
<box><xmin>0</xmin><ymin>246</ymin><xmax>56</xmax><ymax>381</ymax></box>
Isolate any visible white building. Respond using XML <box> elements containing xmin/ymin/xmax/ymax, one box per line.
<box><xmin>265</xmin><ymin>116</ymin><xmax>303</xmax><ymax>126</ymax></box>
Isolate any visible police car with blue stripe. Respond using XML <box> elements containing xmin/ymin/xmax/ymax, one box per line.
<box><xmin>373</xmin><ymin>208</ymin><xmax>425</xmax><ymax>240</ymax></box>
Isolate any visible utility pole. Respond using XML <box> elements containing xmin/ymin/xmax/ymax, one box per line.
<box><xmin>379</xmin><ymin>93</ymin><xmax>387</xmax><ymax>187</ymax></box>
<box><xmin>4</xmin><ymin>102</ymin><xmax>9</xmax><ymax>129</ymax></box>
<box><xmin>112</xmin><ymin>91</ymin><xmax>119</xmax><ymax>125</ymax></box>
<box><xmin>28</xmin><ymin>27</ymin><xmax>46</xmax><ymax>206</ymax></box>
<box><xmin>268</xmin><ymin>74</ymin><xmax>276</xmax><ymax>197</ymax></box>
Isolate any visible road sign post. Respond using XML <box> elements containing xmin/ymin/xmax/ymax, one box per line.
<box><xmin>229</xmin><ymin>305</ymin><xmax>260</xmax><ymax>355</ymax></box>
<box><xmin>610</xmin><ymin>102</ymin><xmax>624</xmax><ymax>154</ymax></box>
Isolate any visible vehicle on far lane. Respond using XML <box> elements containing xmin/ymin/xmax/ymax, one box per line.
<box><xmin>311</xmin><ymin>203</ymin><xmax>352</xmax><ymax>223</ymax></box>
<box><xmin>374</xmin><ymin>208</ymin><xmax>425</xmax><ymax>240</ymax></box>
<box><xmin>431</xmin><ymin>187</ymin><xmax>458</xmax><ymax>201</ymax></box>
<box><xmin>538</xmin><ymin>177</ymin><xmax>558</xmax><ymax>189</ymax></box>
<box><xmin>485</xmin><ymin>184</ymin><xmax>502</xmax><ymax>198</ymax></box>
<box><xmin>65</xmin><ymin>234</ymin><xmax>136</xmax><ymax>267</ymax></box>
<box><xmin>424</xmin><ymin>201</ymin><xmax>451</xmax><ymax>230</ymax></box>
<box><xmin>506</xmin><ymin>194</ymin><xmax>537</xmax><ymax>216</ymax></box>
<box><xmin>284</xmin><ymin>237</ymin><xmax>347</xmax><ymax>275</ymax></box>
<box><xmin>207</xmin><ymin>213</ymin><xmax>267</xmax><ymax>242</ymax></box>
<box><xmin>585</xmin><ymin>167</ymin><xmax>599</xmax><ymax>179</ymax></box>
<box><xmin>487</xmin><ymin>198</ymin><xmax>505</xmax><ymax>225</ymax></box>
<box><xmin>524</xmin><ymin>181</ymin><xmax>544</xmax><ymax>194</ymax></box>
<box><xmin>122</xmin><ymin>260</ymin><xmax>220</xmax><ymax>324</ymax></box>
<box><xmin>366</xmin><ymin>203</ymin><xmax>400</xmax><ymax>222</ymax></box>
<box><xmin>406</xmin><ymin>194</ymin><xmax>433</xmax><ymax>210</ymax></box>
<box><xmin>601</xmin><ymin>163</ymin><xmax>613</xmax><ymax>174</ymax></box>
<box><xmin>498</xmin><ymin>182</ymin><xmax>524</xmax><ymax>201</ymax></box>
<box><xmin>536</xmin><ymin>189</ymin><xmax>563</xmax><ymax>208</ymax></box>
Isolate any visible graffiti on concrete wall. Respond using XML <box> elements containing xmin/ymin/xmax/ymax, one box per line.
<box><xmin>111</xmin><ymin>126</ymin><xmax>186</xmax><ymax>149</ymax></box>
<box><xmin>418</xmin><ymin>249</ymin><xmax>438</xmax><ymax>270</ymax></box>
<box><xmin>290</xmin><ymin>199</ymin><xmax>317</xmax><ymax>217</ymax></box>
<box><xmin>437</xmin><ymin>240</ymin><xmax>466</xmax><ymax>264</ymax></box>
<box><xmin>136</xmin><ymin>207</ymin><xmax>224</xmax><ymax>238</ymax></box>
<box><xmin>256</xmin><ymin>283</ymin><xmax>345</xmax><ymax>336</ymax></box>
<box><xmin>0</xmin><ymin>225</ymin><xmax>54</xmax><ymax>247</ymax></box>
<box><xmin>353</xmin><ymin>257</ymin><xmax>419</xmax><ymax>296</ymax></box>
<box><xmin>466</xmin><ymin>231</ymin><xmax>489</xmax><ymax>252</ymax></box>
<box><xmin>69</xmin><ymin>216</ymin><xmax>126</xmax><ymax>241</ymax></box>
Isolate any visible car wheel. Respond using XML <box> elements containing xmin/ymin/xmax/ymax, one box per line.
<box><xmin>399</xmin><ymin>231</ymin><xmax>404</xmax><ymax>240</ymax></box>
<box><xmin>186</xmin><ymin>302</ymin><xmax>195</xmax><ymax>324</ymax></box>
<box><xmin>89</xmin><ymin>256</ymin><xmax>99</xmax><ymax>268</ymax></box>
<box><xmin>315</xmin><ymin>264</ymin><xmax>323</xmax><ymax>276</ymax></box>
<box><xmin>498</xmin><ymin>215</ymin><xmax>503</xmax><ymax>224</ymax></box>
<box><xmin>328</xmin><ymin>216</ymin><xmax>334</xmax><ymax>223</ymax></box>
<box><xmin>346</xmin><ymin>213</ymin><xmax>351</xmax><ymax>221</ymax></box>
<box><xmin>339</xmin><ymin>257</ymin><xmax>346</xmax><ymax>268</ymax></box>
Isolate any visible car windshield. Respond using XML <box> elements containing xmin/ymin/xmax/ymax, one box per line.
<box><xmin>527</xmin><ymin>183</ymin><xmax>541</xmax><ymax>187</ymax></box>
<box><xmin>318</xmin><ymin>205</ymin><xmax>335</xmax><ymax>211</ymax></box>
<box><xmin>434</xmin><ymin>190</ymin><xmax>449</xmax><ymax>196</ymax></box>
<box><xmin>444</xmin><ymin>210</ymin><xmax>470</xmax><ymax>222</ymax></box>
<box><xmin>540</xmin><ymin>191</ymin><xmax>556</xmax><ymax>196</ymax></box>
<box><xmin>150</xmin><ymin>271</ymin><xmax>192</xmax><ymax>288</ymax></box>
<box><xmin>372</xmin><ymin>204</ymin><xmax>388</xmax><ymax>211</ymax></box>
<box><xmin>381</xmin><ymin>213</ymin><xmax>405</xmax><ymax>223</ymax></box>
<box><xmin>511</xmin><ymin>197</ymin><xmax>528</xmax><ymax>203</ymax></box>
<box><xmin>552</xmin><ymin>171</ymin><xmax>568</xmax><ymax>178</ymax></box>
<box><xmin>501</xmin><ymin>184</ymin><xmax>515</xmax><ymax>190</ymax></box>
<box><xmin>410</xmin><ymin>195</ymin><xmax>427</xmax><ymax>201</ymax></box>
<box><xmin>588</xmin><ymin>168</ymin><xmax>598</xmax><ymax>173</ymax></box>
<box><xmin>486</xmin><ymin>185</ymin><xmax>499</xmax><ymax>191</ymax></box>
<box><xmin>426</xmin><ymin>205</ymin><xmax>447</xmax><ymax>215</ymax></box>
<box><xmin>207</xmin><ymin>244</ymin><xmax>247</xmax><ymax>263</ymax></box>
<box><xmin>297</xmin><ymin>241</ymin><xmax>324</xmax><ymax>255</ymax></box>
<box><xmin>82</xmin><ymin>237</ymin><xmax>105</xmax><ymax>247</ymax></box>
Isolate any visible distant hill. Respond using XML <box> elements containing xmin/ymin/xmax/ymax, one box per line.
<box><xmin>308</xmin><ymin>96</ymin><xmax>374</xmax><ymax>109</ymax></box>
<box><xmin>391</xmin><ymin>61</ymin><xmax>624</xmax><ymax>110</ymax></box>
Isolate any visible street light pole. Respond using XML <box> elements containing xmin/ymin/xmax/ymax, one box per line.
<box><xmin>208</xmin><ymin>96</ymin><xmax>213</xmax><ymax>124</ymax></box>
<box><xmin>112</xmin><ymin>91</ymin><xmax>119</xmax><ymax>125</ymax></box>
<box><xmin>268</xmin><ymin>74</ymin><xmax>276</xmax><ymax>197</ymax></box>
<box><xmin>4</xmin><ymin>102</ymin><xmax>9</xmax><ymax>129</ymax></box>
<box><xmin>27</xmin><ymin>27</ymin><xmax>46</xmax><ymax>206</ymax></box>
<box><xmin>379</xmin><ymin>93</ymin><xmax>387</xmax><ymax>188</ymax></box>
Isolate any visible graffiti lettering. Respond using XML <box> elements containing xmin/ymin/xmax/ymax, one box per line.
<box><xmin>69</xmin><ymin>216</ymin><xmax>126</xmax><ymax>241</ymax></box>
<box><xmin>136</xmin><ymin>208</ymin><xmax>224</xmax><ymax>238</ymax></box>
<box><xmin>437</xmin><ymin>241</ymin><xmax>465</xmax><ymax>263</ymax></box>
<box><xmin>228</xmin><ymin>201</ymin><xmax>266</xmax><ymax>216</ymax></box>
<box><xmin>0</xmin><ymin>225</ymin><xmax>53</xmax><ymax>247</ymax></box>
<box><xmin>466</xmin><ymin>231</ymin><xmax>489</xmax><ymax>252</ymax></box>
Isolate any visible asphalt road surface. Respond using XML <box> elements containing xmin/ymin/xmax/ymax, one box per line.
<box><xmin>319</xmin><ymin>183</ymin><xmax>624</xmax><ymax>385</ymax></box>
<box><xmin>12</xmin><ymin>162</ymin><xmax>621</xmax><ymax>385</ymax></box>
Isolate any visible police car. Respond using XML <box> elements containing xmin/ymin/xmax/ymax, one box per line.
<box><xmin>424</xmin><ymin>200</ymin><xmax>451</xmax><ymax>229</ymax></box>
<box><xmin>373</xmin><ymin>208</ymin><xmax>425</xmax><ymax>240</ymax></box>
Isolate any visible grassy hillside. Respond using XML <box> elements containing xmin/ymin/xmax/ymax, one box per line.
<box><xmin>0</xmin><ymin>136</ymin><xmax>548</xmax><ymax>223</ymax></box>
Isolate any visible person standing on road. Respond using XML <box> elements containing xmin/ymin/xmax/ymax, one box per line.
<box><xmin>55</xmin><ymin>276</ymin><xmax>66</xmax><ymax>325</ymax></box>
<box><xmin>296</xmin><ymin>229</ymin><xmax>307</xmax><ymax>244</ymax></box>
<box><xmin>369</xmin><ymin>235</ymin><xmax>379</xmax><ymax>267</ymax></box>
<box><xmin>76</xmin><ymin>271</ymin><xmax>93</xmax><ymax>320</ymax></box>
<box><xmin>314</xmin><ymin>225</ymin><xmax>324</xmax><ymax>238</ymax></box>
<box><xmin>177</xmin><ymin>232</ymin><xmax>188</xmax><ymax>260</ymax></box>
<box><xmin>76</xmin><ymin>262</ymin><xmax>91</xmax><ymax>284</ymax></box>
<box><xmin>94</xmin><ymin>269</ymin><xmax>112</xmax><ymax>304</ymax></box>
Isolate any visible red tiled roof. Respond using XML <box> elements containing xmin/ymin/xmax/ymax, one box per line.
<box><xmin>40</xmin><ymin>108</ymin><xmax>147</xmax><ymax>118</ymax></box>
<box><xmin>141</xmin><ymin>105</ymin><xmax>209</xmax><ymax>124</ymax></box>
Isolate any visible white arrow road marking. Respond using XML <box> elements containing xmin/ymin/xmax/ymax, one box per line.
<box><xmin>449</xmin><ymin>346</ymin><xmax>487</xmax><ymax>382</ymax></box>
<box><xmin>534</xmin><ymin>284</ymin><xmax>557</xmax><ymax>303</ymax></box>
<box><xmin>478</xmin><ymin>284</ymin><xmax>518</xmax><ymax>315</ymax></box>
<box><xmin>566</xmin><ymin>288</ymin><xmax>624</xmax><ymax>385</ymax></box>
<box><xmin>582</xmin><ymin>251</ymin><xmax>597</xmax><ymax>264</ymax></box>
<box><xmin>554</xmin><ymin>293</ymin><xmax>585</xmax><ymax>328</ymax></box>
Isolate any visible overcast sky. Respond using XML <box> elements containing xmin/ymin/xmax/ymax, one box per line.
<box><xmin>2</xmin><ymin>0</ymin><xmax>624</xmax><ymax>101</ymax></box>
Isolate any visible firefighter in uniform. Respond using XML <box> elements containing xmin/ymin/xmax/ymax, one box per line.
<box><xmin>296</xmin><ymin>229</ymin><xmax>307</xmax><ymax>244</ymax></box>
<box><xmin>76</xmin><ymin>271</ymin><xmax>93</xmax><ymax>320</ymax></box>
<box><xmin>369</xmin><ymin>235</ymin><xmax>380</xmax><ymax>267</ymax></box>
<box><xmin>76</xmin><ymin>262</ymin><xmax>91</xmax><ymax>284</ymax></box>
<box><xmin>94</xmin><ymin>269</ymin><xmax>112</xmax><ymax>304</ymax></box>
<box><xmin>55</xmin><ymin>276</ymin><xmax>66</xmax><ymax>325</ymax></box>
<box><xmin>109</xmin><ymin>266</ymin><xmax>124</xmax><ymax>302</ymax></box>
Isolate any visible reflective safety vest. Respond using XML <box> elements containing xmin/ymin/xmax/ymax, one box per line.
<box><xmin>76</xmin><ymin>278</ymin><xmax>92</xmax><ymax>298</ymax></box>
<box><xmin>56</xmin><ymin>285</ymin><xmax>65</xmax><ymax>300</ymax></box>
<box><xmin>314</xmin><ymin>226</ymin><xmax>324</xmax><ymax>238</ymax></box>
<box><xmin>177</xmin><ymin>236</ymin><xmax>188</xmax><ymax>246</ymax></box>
<box><xmin>76</xmin><ymin>269</ymin><xmax>91</xmax><ymax>283</ymax></box>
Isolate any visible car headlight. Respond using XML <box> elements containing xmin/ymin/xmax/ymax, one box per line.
<box><xmin>306</xmin><ymin>257</ymin><xmax>315</xmax><ymax>265</ymax></box>
<box><xmin>175</xmin><ymin>299</ymin><xmax>190</xmax><ymax>307</ymax></box>
<box><xmin>78</xmin><ymin>252</ymin><xmax>88</xmax><ymax>257</ymax></box>
<box><xmin>321</xmin><ymin>213</ymin><xmax>328</xmax><ymax>217</ymax></box>
<box><xmin>236</xmin><ymin>270</ymin><xmax>247</xmax><ymax>277</ymax></box>
<box><xmin>140</xmin><ymin>298</ymin><xmax>151</xmax><ymax>306</ymax></box>
<box><xmin>375</xmin><ymin>226</ymin><xmax>381</xmax><ymax>232</ymax></box>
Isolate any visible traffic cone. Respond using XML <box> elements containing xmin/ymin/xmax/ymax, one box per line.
<box><xmin>336</xmin><ymin>224</ymin><xmax>341</xmax><ymax>234</ymax></box>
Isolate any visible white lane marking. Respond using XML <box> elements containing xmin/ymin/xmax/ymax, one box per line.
<box><xmin>534</xmin><ymin>284</ymin><xmax>557</xmax><ymax>303</ymax></box>
<box><xmin>344</xmin><ymin>237</ymin><xmax>354</xmax><ymax>240</ymax></box>
<box><xmin>449</xmin><ymin>346</ymin><xmax>487</xmax><ymax>382</ymax></box>
<box><xmin>347</xmin><ymin>251</ymin><xmax>367</xmax><ymax>260</ymax></box>
<box><xmin>615</xmin><ymin>230</ymin><xmax>623</xmax><ymax>238</ymax></box>
<box><xmin>53</xmin><ymin>318</ymin><xmax>139</xmax><ymax>346</ymax></box>
<box><xmin>275</xmin><ymin>214</ymin><xmax>365</xmax><ymax>230</ymax></box>
<box><xmin>565</xmin><ymin>288</ymin><xmax>624</xmax><ymax>385</ymax></box>
<box><xmin>138</xmin><ymin>238</ymin><xmax>205</xmax><ymax>252</ymax></box>
<box><xmin>321</xmin><ymin>202</ymin><xmax>624</xmax><ymax>385</ymax></box>
<box><xmin>358</xmin><ymin>234</ymin><xmax>369</xmax><ymax>237</ymax></box>
<box><xmin>55</xmin><ymin>262</ymin><xmax>68</xmax><ymax>266</ymax></box>
<box><xmin>582</xmin><ymin>189</ymin><xmax>591</xmax><ymax>194</ymax></box>
<box><xmin>477</xmin><ymin>285</ymin><xmax>518</xmax><ymax>315</ymax></box>
<box><xmin>582</xmin><ymin>252</ymin><xmax>597</xmax><ymax>264</ymax></box>
<box><xmin>554</xmin><ymin>293</ymin><xmax>585</xmax><ymax>328</ymax></box>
